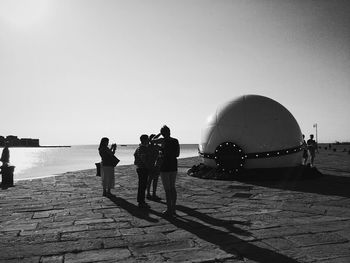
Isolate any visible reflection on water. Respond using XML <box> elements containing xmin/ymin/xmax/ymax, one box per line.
<box><xmin>1</xmin><ymin>145</ymin><xmax>198</xmax><ymax>181</ymax></box>
<box><xmin>8</xmin><ymin>148</ymin><xmax>49</xmax><ymax>174</ymax></box>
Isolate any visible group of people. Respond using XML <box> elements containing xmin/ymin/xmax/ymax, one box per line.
<box><xmin>302</xmin><ymin>134</ymin><xmax>318</xmax><ymax>167</ymax></box>
<box><xmin>98</xmin><ymin>129</ymin><xmax>318</xmax><ymax>216</ymax></box>
<box><xmin>98</xmin><ymin>125</ymin><xmax>180</xmax><ymax>217</ymax></box>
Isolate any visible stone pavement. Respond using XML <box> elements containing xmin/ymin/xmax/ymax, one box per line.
<box><xmin>1</xmin><ymin>150</ymin><xmax>350</xmax><ymax>262</ymax></box>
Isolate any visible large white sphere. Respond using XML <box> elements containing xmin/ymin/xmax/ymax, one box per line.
<box><xmin>199</xmin><ymin>95</ymin><xmax>303</xmax><ymax>169</ymax></box>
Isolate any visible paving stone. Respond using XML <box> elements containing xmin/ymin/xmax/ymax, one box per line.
<box><xmin>287</xmin><ymin>232</ymin><xmax>349</xmax><ymax>247</ymax></box>
<box><xmin>32</xmin><ymin>209</ymin><xmax>64</xmax><ymax>219</ymax></box>
<box><xmin>0</xmin><ymin>230</ymin><xmax>20</xmax><ymax>240</ymax></box>
<box><xmin>0</xmin><ymin>240</ymin><xmax>102</xmax><ymax>259</ymax></box>
<box><xmin>40</xmin><ymin>255</ymin><xmax>64</xmax><ymax>263</ymax></box>
<box><xmin>232</xmin><ymin>193</ymin><xmax>254</xmax><ymax>198</ymax></box>
<box><xmin>301</xmin><ymin>243</ymin><xmax>350</xmax><ymax>261</ymax></box>
<box><xmin>1</xmin><ymin>222</ymin><xmax>38</xmax><ymax>232</ymax></box>
<box><xmin>261</xmin><ymin>237</ymin><xmax>299</xmax><ymax>251</ymax></box>
<box><xmin>102</xmin><ymin>236</ymin><xmax>128</xmax><ymax>249</ymax></box>
<box><xmin>131</xmin><ymin>217</ymin><xmax>162</xmax><ymax>228</ymax></box>
<box><xmin>143</xmin><ymin>224</ymin><xmax>178</xmax><ymax>234</ymax></box>
<box><xmin>20</xmin><ymin>225</ymin><xmax>89</xmax><ymax>236</ymax></box>
<box><xmin>93</xmin><ymin>207</ymin><xmax>122</xmax><ymax>216</ymax></box>
<box><xmin>0</xmin><ymin>256</ymin><xmax>41</xmax><ymax>263</ymax></box>
<box><xmin>318</xmin><ymin>256</ymin><xmax>350</xmax><ymax>263</ymax></box>
<box><xmin>297</xmin><ymin>220</ymin><xmax>350</xmax><ymax>234</ymax></box>
<box><xmin>129</xmin><ymin>240</ymin><xmax>194</xmax><ymax>256</ymax></box>
<box><xmin>119</xmin><ymin>227</ymin><xmax>145</xmax><ymax>236</ymax></box>
<box><xmin>64</xmin><ymin>248</ymin><xmax>131</xmax><ymax>263</ymax></box>
<box><xmin>5</xmin><ymin>233</ymin><xmax>60</xmax><ymax>244</ymax></box>
<box><xmin>120</xmin><ymin>254</ymin><xmax>166</xmax><ymax>263</ymax></box>
<box><xmin>250</xmin><ymin>226</ymin><xmax>304</xmax><ymax>239</ymax></box>
<box><xmin>87</xmin><ymin>221</ymin><xmax>131</xmax><ymax>230</ymax></box>
<box><xmin>335</xmin><ymin>227</ymin><xmax>350</xmax><ymax>241</ymax></box>
<box><xmin>60</xmin><ymin>229</ymin><xmax>121</xmax><ymax>241</ymax></box>
<box><xmin>166</xmin><ymin>229</ymin><xmax>196</xmax><ymax>241</ymax></box>
<box><xmin>74</xmin><ymin>218</ymin><xmax>114</xmax><ymax>225</ymax></box>
<box><xmin>124</xmin><ymin>232</ymin><xmax>168</xmax><ymax>244</ymax></box>
<box><xmin>12</xmin><ymin>205</ymin><xmax>55</xmax><ymax>213</ymax></box>
<box><xmin>161</xmin><ymin>248</ymin><xmax>238</xmax><ymax>262</ymax></box>
<box><xmin>247</xmin><ymin>220</ymin><xmax>281</xmax><ymax>230</ymax></box>
<box><xmin>292</xmin><ymin>215</ymin><xmax>348</xmax><ymax>225</ymax></box>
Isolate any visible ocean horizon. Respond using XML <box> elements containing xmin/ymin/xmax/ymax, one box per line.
<box><xmin>1</xmin><ymin>144</ymin><xmax>199</xmax><ymax>181</ymax></box>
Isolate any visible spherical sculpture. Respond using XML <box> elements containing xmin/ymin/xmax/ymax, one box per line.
<box><xmin>199</xmin><ymin>95</ymin><xmax>303</xmax><ymax>172</ymax></box>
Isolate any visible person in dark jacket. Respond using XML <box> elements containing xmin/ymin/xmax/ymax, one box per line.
<box><xmin>146</xmin><ymin>134</ymin><xmax>162</xmax><ymax>201</ymax></box>
<box><xmin>307</xmin><ymin>134</ymin><xmax>318</xmax><ymax>167</ymax></box>
<box><xmin>302</xmin><ymin>134</ymin><xmax>308</xmax><ymax>165</ymax></box>
<box><xmin>152</xmin><ymin>125</ymin><xmax>180</xmax><ymax>216</ymax></box>
<box><xmin>134</xmin><ymin>134</ymin><xmax>152</xmax><ymax>208</ymax></box>
<box><xmin>0</xmin><ymin>141</ymin><xmax>10</xmax><ymax>167</ymax></box>
<box><xmin>98</xmin><ymin>137</ymin><xmax>117</xmax><ymax>196</ymax></box>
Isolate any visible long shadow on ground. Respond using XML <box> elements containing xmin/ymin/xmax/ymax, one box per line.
<box><xmin>236</xmin><ymin>166</ymin><xmax>350</xmax><ymax>198</ymax></box>
<box><xmin>107</xmin><ymin>195</ymin><xmax>158</xmax><ymax>223</ymax></box>
<box><xmin>149</xmin><ymin>205</ymin><xmax>299</xmax><ymax>263</ymax></box>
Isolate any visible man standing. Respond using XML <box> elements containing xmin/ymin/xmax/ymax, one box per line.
<box><xmin>146</xmin><ymin>134</ymin><xmax>161</xmax><ymax>201</ymax></box>
<box><xmin>302</xmin><ymin>134</ymin><xmax>308</xmax><ymax>165</ymax></box>
<box><xmin>307</xmin><ymin>134</ymin><xmax>318</xmax><ymax>167</ymax></box>
<box><xmin>0</xmin><ymin>141</ymin><xmax>10</xmax><ymax>167</ymax></box>
<box><xmin>134</xmin><ymin>134</ymin><xmax>151</xmax><ymax>208</ymax></box>
<box><xmin>152</xmin><ymin>125</ymin><xmax>180</xmax><ymax>216</ymax></box>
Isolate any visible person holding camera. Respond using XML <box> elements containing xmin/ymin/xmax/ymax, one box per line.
<box><xmin>152</xmin><ymin>125</ymin><xmax>180</xmax><ymax>216</ymax></box>
<box><xmin>146</xmin><ymin>134</ymin><xmax>162</xmax><ymax>201</ymax></box>
<box><xmin>98</xmin><ymin>137</ymin><xmax>119</xmax><ymax>197</ymax></box>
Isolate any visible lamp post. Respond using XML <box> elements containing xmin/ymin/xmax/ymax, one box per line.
<box><xmin>313</xmin><ymin>123</ymin><xmax>318</xmax><ymax>143</ymax></box>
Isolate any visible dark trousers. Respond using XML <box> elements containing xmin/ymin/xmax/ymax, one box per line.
<box><xmin>136</xmin><ymin>168</ymin><xmax>149</xmax><ymax>204</ymax></box>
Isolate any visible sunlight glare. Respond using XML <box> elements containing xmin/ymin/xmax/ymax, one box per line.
<box><xmin>7</xmin><ymin>147</ymin><xmax>48</xmax><ymax>175</ymax></box>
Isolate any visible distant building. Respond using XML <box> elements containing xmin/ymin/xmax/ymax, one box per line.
<box><xmin>20</xmin><ymin>138</ymin><xmax>40</xmax><ymax>147</ymax></box>
<box><xmin>0</xmin><ymin>135</ymin><xmax>40</xmax><ymax>147</ymax></box>
<box><xmin>6</xmin><ymin>135</ymin><xmax>19</xmax><ymax>146</ymax></box>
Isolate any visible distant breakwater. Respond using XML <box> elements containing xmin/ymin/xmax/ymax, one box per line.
<box><xmin>1</xmin><ymin>145</ymin><xmax>71</xmax><ymax>148</ymax></box>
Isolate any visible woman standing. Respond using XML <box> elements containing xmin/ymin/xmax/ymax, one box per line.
<box><xmin>98</xmin><ymin>137</ymin><xmax>118</xmax><ymax>196</ymax></box>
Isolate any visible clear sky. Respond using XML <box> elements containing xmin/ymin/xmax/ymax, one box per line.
<box><xmin>0</xmin><ymin>0</ymin><xmax>349</xmax><ymax>145</ymax></box>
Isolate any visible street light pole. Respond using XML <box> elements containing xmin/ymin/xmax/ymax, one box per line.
<box><xmin>313</xmin><ymin>123</ymin><xmax>318</xmax><ymax>143</ymax></box>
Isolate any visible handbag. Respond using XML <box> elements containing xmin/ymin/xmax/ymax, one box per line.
<box><xmin>95</xmin><ymin>162</ymin><xmax>101</xmax><ymax>177</ymax></box>
<box><xmin>112</xmin><ymin>155</ymin><xmax>120</xmax><ymax>167</ymax></box>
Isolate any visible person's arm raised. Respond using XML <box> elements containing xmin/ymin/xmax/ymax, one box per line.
<box><xmin>152</xmin><ymin>133</ymin><xmax>163</xmax><ymax>144</ymax></box>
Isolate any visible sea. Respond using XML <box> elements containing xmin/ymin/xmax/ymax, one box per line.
<box><xmin>1</xmin><ymin>144</ymin><xmax>199</xmax><ymax>181</ymax></box>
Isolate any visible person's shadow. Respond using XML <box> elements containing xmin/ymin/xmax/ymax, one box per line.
<box><xmin>107</xmin><ymin>195</ymin><xmax>158</xmax><ymax>223</ymax></box>
<box><xmin>148</xmin><ymin>205</ymin><xmax>299</xmax><ymax>263</ymax></box>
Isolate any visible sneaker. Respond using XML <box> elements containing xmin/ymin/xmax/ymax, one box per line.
<box><xmin>146</xmin><ymin>194</ymin><xmax>152</xmax><ymax>200</ymax></box>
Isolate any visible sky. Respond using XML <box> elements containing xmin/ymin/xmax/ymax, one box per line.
<box><xmin>0</xmin><ymin>0</ymin><xmax>349</xmax><ymax>145</ymax></box>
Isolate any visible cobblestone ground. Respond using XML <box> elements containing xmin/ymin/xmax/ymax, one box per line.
<box><xmin>0</xmin><ymin>148</ymin><xmax>350</xmax><ymax>262</ymax></box>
